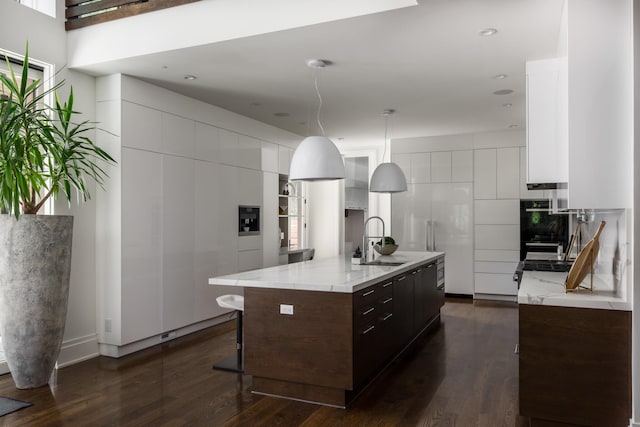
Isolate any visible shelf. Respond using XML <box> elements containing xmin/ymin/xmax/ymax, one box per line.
<box><xmin>279</xmin><ymin>194</ymin><xmax>301</xmax><ymax>198</ymax></box>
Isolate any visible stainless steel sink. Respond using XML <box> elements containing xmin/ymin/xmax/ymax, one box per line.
<box><xmin>360</xmin><ymin>260</ymin><xmax>405</xmax><ymax>266</ymax></box>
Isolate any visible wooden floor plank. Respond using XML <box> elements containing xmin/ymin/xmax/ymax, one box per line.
<box><xmin>0</xmin><ymin>298</ymin><xmax>529</xmax><ymax>426</ymax></box>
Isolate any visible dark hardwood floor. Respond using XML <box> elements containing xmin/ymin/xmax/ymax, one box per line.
<box><xmin>0</xmin><ymin>299</ymin><xmax>528</xmax><ymax>426</ymax></box>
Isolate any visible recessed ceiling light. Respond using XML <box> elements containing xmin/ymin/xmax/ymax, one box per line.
<box><xmin>337</xmin><ymin>137</ymin><xmax>345</xmax><ymax>141</ymax></box>
<box><xmin>274</xmin><ymin>112</ymin><xmax>290</xmax><ymax>117</ymax></box>
<box><xmin>478</xmin><ymin>28</ymin><xmax>498</xmax><ymax>36</ymax></box>
<box><xmin>184</xmin><ymin>75</ymin><xmax>197</xmax><ymax>80</ymax></box>
<box><xmin>508</xmin><ymin>124</ymin><xmax>518</xmax><ymax>128</ymax></box>
<box><xmin>493</xmin><ymin>89</ymin><xmax>513</xmax><ymax>95</ymax></box>
<box><xmin>502</xmin><ymin>103</ymin><xmax>513</xmax><ymax>108</ymax></box>
<box><xmin>492</xmin><ymin>74</ymin><xmax>508</xmax><ymax>79</ymax></box>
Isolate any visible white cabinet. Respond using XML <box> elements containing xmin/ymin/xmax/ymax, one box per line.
<box><xmin>121</xmin><ymin>148</ymin><xmax>163</xmax><ymax>344</ymax></box>
<box><xmin>410</xmin><ymin>152</ymin><xmax>430</xmax><ymax>183</ymax></box>
<box><xmin>565</xmin><ymin>0</ymin><xmax>632</xmax><ymax>209</ymax></box>
<box><xmin>431</xmin><ymin>152</ymin><xmax>451</xmax><ymax>183</ymax></box>
<box><xmin>474</xmin><ymin>149</ymin><xmax>497</xmax><ymax>199</ymax></box>
<box><xmin>162</xmin><ymin>155</ymin><xmax>195</xmax><ymax>331</ymax></box>
<box><xmin>392</xmin><ymin>182</ymin><xmax>473</xmax><ymax>296</ymax></box>
<box><xmin>278</xmin><ymin>146</ymin><xmax>294</xmax><ymax>175</ymax></box>
<box><xmin>474</xmin><ymin>200</ymin><xmax>519</xmax><ymax>225</ymax></box>
<box><xmin>526</xmin><ymin>57</ymin><xmax>568</xmax><ymax>186</ymax></box>
<box><xmin>262</xmin><ymin>172</ymin><xmax>279</xmax><ymax>267</ymax></box>
<box><xmin>162</xmin><ymin>113</ymin><xmax>195</xmax><ymax>158</ymax></box>
<box><xmin>496</xmin><ymin>148</ymin><xmax>519</xmax><ymax>199</ymax></box>
<box><xmin>525</xmin><ymin>0</ymin><xmax>632</xmax><ymax>209</ymax></box>
<box><xmin>452</xmin><ymin>150</ymin><xmax>473</xmax><ymax>182</ymax></box>
<box><xmin>194</xmin><ymin>122</ymin><xmax>220</xmax><ymax>163</ymax></box>
<box><xmin>261</xmin><ymin>142</ymin><xmax>279</xmax><ymax>173</ymax></box>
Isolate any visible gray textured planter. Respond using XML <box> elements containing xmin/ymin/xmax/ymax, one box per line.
<box><xmin>0</xmin><ymin>215</ymin><xmax>73</xmax><ymax>389</ymax></box>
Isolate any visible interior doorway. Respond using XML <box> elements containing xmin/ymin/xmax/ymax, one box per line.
<box><xmin>344</xmin><ymin>156</ymin><xmax>369</xmax><ymax>256</ymax></box>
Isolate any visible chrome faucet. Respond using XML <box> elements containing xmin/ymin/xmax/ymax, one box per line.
<box><xmin>362</xmin><ymin>216</ymin><xmax>385</xmax><ymax>263</ymax></box>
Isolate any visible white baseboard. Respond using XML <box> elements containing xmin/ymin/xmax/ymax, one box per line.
<box><xmin>474</xmin><ymin>293</ymin><xmax>517</xmax><ymax>302</ymax></box>
<box><xmin>99</xmin><ymin>313</ymin><xmax>236</xmax><ymax>358</ymax></box>
<box><xmin>57</xmin><ymin>334</ymin><xmax>100</xmax><ymax>368</ymax></box>
<box><xmin>629</xmin><ymin>420</ymin><xmax>640</xmax><ymax>427</ymax></box>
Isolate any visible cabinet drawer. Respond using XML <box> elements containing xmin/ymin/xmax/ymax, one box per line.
<box><xmin>354</xmin><ymin>285</ymin><xmax>379</xmax><ymax>309</ymax></box>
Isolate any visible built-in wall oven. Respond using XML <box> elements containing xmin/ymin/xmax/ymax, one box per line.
<box><xmin>520</xmin><ymin>200</ymin><xmax>569</xmax><ymax>260</ymax></box>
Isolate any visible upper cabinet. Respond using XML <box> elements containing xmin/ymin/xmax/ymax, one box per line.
<box><xmin>525</xmin><ymin>0</ymin><xmax>632</xmax><ymax>209</ymax></box>
<box><xmin>525</xmin><ymin>57</ymin><xmax>568</xmax><ymax>186</ymax></box>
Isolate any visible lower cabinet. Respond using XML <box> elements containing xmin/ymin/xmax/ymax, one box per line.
<box><xmin>519</xmin><ymin>304</ymin><xmax>631</xmax><ymax>427</ymax></box>
<box><xmin>245</xmin><ymin>259</ymin><xmax>445</xmax><ymax>407</ymax></box>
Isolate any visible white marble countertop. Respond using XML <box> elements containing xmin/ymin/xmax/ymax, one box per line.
<box><xmin>209</xmin><ymin>251</ymin><xmax>444</xmax><ymax>293</ymax></box>
<box><xmin>518</xmin><ymin>270</ymin><xmax>630</xmax><ymax>311</ymax></box>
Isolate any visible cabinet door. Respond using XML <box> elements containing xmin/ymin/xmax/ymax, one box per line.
<box><xmin>121</xmin><ymin>148</ymin><xmax>163</xmax><ymax>344</ymax></box>
<box><xmin>474</xmin><ymin>149</ymin><xmax>497</xmax><ymax>199</ymax></box>
<box><xmin>393</xmin><ymin>273</ymin><xmax>414</xmax><ymax>352</ymax></box>
<box><xmin>526</xmin><ymin>58</ymin><xmax>568</xmax><ymax>185</ymax></box>
<box><xmin>496</xmin><ymin>147</ymin><xmax>519</xmax><ymax>199</ymax></box>
<box><xmin>424</xmin><ymin>261</ymin><xmax>439</xmax><ymax>320</ymax></box>
<box><xmin>162</xmin><ymin>155</ymin><xmax>196</xmax><ymax>331</ymax></box>
<box><xmin>412</xmin><ymin>267</ymin><xmax>427</xmax><ymax>334</ymax></box>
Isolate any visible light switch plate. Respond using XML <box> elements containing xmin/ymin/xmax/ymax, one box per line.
<box><xmin>280</xmin><ymin>304</ymin><xmax>294</xmax><ymax>315</ymax></box>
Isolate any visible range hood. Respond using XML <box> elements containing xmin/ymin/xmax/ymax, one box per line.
<box><xmin>527</xmin><ymin>182</ymin><xmax>568</xmax><ymax>190</ymax></box>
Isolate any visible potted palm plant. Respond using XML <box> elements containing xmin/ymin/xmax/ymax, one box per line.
<box><xmin>0</xmin><ymin>46</ymin><xmax>115</xmax><ymax>388</ymax></box>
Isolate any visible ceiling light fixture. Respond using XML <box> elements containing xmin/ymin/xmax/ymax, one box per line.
<box><xmin>509</xmin><ymin>124</ymin><xmax>518</xmax><ymax>128</ymax></box>
<box><xmin>184</xmin><ymin>75</ymin><xmax>197</xmax><ymax>80</ymax></box>
<box><xmin>492</xmin><ymin>74</ymin><xmax>508</xmax><ymax>79</ymax></box>
<box><xmin>289</xmin><ymin>60</ymin><xmax>345</xmax><ymax>181</ymax></box>
<box><xmin>502</xmin><ymin>103</ymin><xmax>513</xmax><ymax>108</ymax></box>
<box><xmin>369</xmin><ymin>109</ymin><xmax>407</xmax><ymax>193</ymax></box>
<box><xmin>478</xmin><ymin>28</ymin><xmax>498</xmax><ymax>36</ymax></box>
<box><xmin>493</xmin><ymin>89</ymin><xmax>513</xmax><ymax>95</ymax></box>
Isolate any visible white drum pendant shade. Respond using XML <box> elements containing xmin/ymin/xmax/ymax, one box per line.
<box><xmin>370</xmin><ymin>162</ymin><xmax>408</xmax><ymax>193</ymax></box>
<box><xmin>289</xmin><ymin>136</ymin><xmax>345</xmax><ymax>181</ymax></box>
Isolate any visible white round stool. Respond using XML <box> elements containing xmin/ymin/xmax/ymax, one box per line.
<box><xmin>213</xmin><ymin>294</ymin><xmax>245</xmax><ymax>373</ymax></box>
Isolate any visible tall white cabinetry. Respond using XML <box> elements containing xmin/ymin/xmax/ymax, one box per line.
<box><xmin>392</xmin><ymin>150</ymin><xmax>474</xmax><ymax>296</ymax></box>
<box><xmin>525</xmin><ymin>58</ymin><xmax>568</xmax><ymax>187</ymax></box>
<box><xmin>525</xmin><ymin>0</ymin><xmax>632</xmax><ymax>209</ymax></box>
<box><xmin>473</xmin><ymin>147</ymin><xmax>520</xmax><ymax>300</ymax></box>
<box><xmin>96</xmin><ymin>74</ymin><xmax>295</xmax><ymax>357</ymax></box>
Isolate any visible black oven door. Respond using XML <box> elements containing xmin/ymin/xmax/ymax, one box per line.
<box><xmin>520</xmin><ymin>200</ymin><xmax>569</xmax><ymax>260</ymax></box>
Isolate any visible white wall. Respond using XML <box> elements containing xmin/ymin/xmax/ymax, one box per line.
<box><xmin>0</xmin><ymin>1</ymin><xmax>104</xmax><ymax>367</ymax></box>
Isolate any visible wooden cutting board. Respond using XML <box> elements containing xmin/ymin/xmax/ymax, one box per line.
<box><xmin>565</xmin><ymin>221</ymin><xmax>606</xmax><ymax>290</ymax></box>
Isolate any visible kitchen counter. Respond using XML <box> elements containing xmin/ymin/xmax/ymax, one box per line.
<box><xmin>517</xmin><ymin>270</ymin><xmax>630</xmax><ymax>311</ymax></box>
<box><xmin>209</xmin><ymin>251</ymin><xmax>443</xmax><ymax>293</ymax></box>
<box><xmin>209</xmin><ymin>250</ymin><xmax>445</xmax><ymax>407</ymax></box>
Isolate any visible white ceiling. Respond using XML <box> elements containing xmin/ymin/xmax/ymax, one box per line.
<box><xmin>75</xmin><ymin>0</ymin><xmax>564</xmax><ymax>146</ymax></box>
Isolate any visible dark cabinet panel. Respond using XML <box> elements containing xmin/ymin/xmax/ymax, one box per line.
<box><xmin>393</xmin><ymin>272</ymin><xmax>414</xmax><ymax>352</ymax></box>
<box><xmin>519</xmin><ymin>304</ymin><xmax>631</xmax><ymax>427</ymax></box>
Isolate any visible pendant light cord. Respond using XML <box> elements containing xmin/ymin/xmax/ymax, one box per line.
<box><xmin>381</xmin><ymin>112</ymin><xmax>389</xmax><ymax>162</ymax></box>
<box><xmin>313</xmin><ymin>69</ymin><xmax>325</xmax><ymax>136</ymax></box>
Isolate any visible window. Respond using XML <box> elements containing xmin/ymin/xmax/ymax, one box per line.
<box><xmin>14</xmin><ymin>0</ymin><xmax>56</xmax><ymax>18</ymax></box>
<box><xmin>0</xmin><ymin>48</ymin><xmax>54</xmax><ymax>214</ymax></box>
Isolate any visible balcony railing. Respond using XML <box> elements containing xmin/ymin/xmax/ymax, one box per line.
<box><xmin>66</xmin><ymin>0</ymin><xmax>201</xmax><ymax>31</ymax></box>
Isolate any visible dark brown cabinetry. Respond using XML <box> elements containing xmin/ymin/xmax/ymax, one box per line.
<box><xmin>519</xmin><ymin>304</ymin><xmax>631</xmax><ymax>427</ymax></box>
<box><xmin>245</xmin><ymin>258</ymin><xmax>445</xmax><ymax>408</ymax></box>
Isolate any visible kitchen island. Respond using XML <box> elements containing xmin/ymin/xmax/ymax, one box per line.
<box><xmin>209</xmin><ymin>251</ymin><xmax>445</xmax><ymax>407</ymax></box>
<box><xmin>517</xmin><ymin>271</ymin><xmax>631</xmax><ymax>426</ymax></box>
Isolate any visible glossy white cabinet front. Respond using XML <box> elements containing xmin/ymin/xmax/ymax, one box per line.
<box><xmin>121</xmin><ymin>148</ymin><xmax>163</xmax><ymax>344</ymax></box>
<box><xmin>392</xmin><ymin>182</ymin><xmax>473</xmax><ymax>295</ymax></box>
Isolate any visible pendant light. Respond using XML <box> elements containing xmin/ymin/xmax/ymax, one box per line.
<box><xmin>289</xmin><ymin>59</ymin><xmax>345</xmax><ymax>181</ymax></box>
<box><xmin>369</xmin><ymin>109</ymin><xmax>407</xmax><ymax>193</ymax></box>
